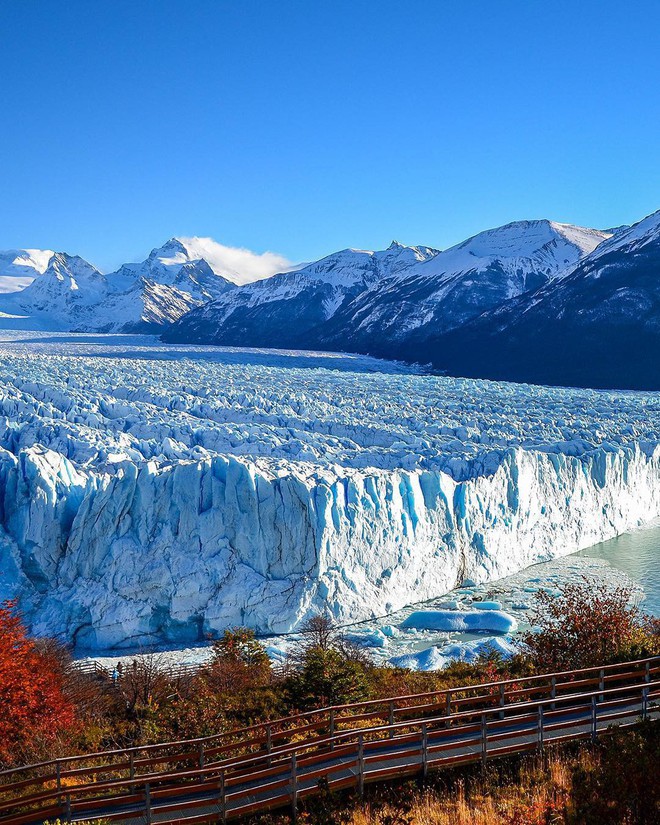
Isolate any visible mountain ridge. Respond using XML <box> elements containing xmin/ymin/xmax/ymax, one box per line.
<box><xmin>163</xmin><ymin>219</ymin><xmax>610</xmax><ymax>356</ymax></box>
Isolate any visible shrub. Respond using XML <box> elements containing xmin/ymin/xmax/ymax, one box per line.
<box><xmin>284</xmin><ymin>646</ymin><xmax>369</xmax><ymax>710</ymax></box>
<box><xmin>0</xmin><ymin>600</ymin><xmax>76</xmax><ymax>765</ymax></box>
<box><xmin>569</xmin><ymin>721</ymin><xmax>660</xmax><ymax>824</ymax></box>
<box><xmin>522</xmin><ymin>579</ymin><xmax>659</xmax><ymax>671</ymax></box>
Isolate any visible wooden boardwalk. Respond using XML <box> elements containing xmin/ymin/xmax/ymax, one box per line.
<box><xmin>1</xmin><ymin>656</ymin><xmax>658</xmax><ymax>824</ymax></box>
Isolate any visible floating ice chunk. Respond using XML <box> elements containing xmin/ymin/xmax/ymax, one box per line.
<box><xmin>346</xmin><ymin>629</ymin><xmax>388</xmax><ymax>648</ymax></box>
<box><xmin>389</xmin><ymin>635</ymin><xmax>519</xmax><ymax>672</ymax></box>
<box><xmin>437</xmin><ymin>599</ymin><xmax>464</xmax><ymax>610</ymax></box>
<box><xmin>389</xmin><ymin>646</ymin><xmax>448</xmax><ymax>671</ymax></box>
<box><xmin>401</xmin><ymin>609</ymin><xmax>518</xmax><ymax>634</ymax></box>
<box><xmin>472</xmin><ymin>600</ymin><xmax>503</xmax><ymax>611</ymax></box>
<box><xmin>380</xmin><ymin>625</ymin><xmax>399</xmax><ymax>638</ymax></box>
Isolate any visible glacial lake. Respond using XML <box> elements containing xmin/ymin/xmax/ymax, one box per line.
<box><xmin>577</xmin><ymin>520</ymin><xmax>660</xmax><ymax>616</ymax></box>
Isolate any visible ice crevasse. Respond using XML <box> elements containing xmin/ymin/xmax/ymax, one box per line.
<box><xmin>1</xmin><ymin>338</ymin><xmax>660</xmax><ymax>650</ymax></box>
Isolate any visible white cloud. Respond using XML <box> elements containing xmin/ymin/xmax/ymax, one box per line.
<box><xmin>177</xmin><ymin>236</ymin><xmax>294</xmax><ymax>285</ymax></box>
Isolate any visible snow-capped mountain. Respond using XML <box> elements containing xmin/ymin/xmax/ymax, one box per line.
<box><xmin>3</xmin><ymin>214</ymin><xmax>653</xmax><ymax>390</ymax></box>
<box><xmin>163</xmin><ymin>241</ymin><xmax>439</xmax><ymax>348</ymax></box>
<box><xmin>428</xmin><ymin>210</ymin><xmax>660</xmax><ymax>389</ymax></box>
<box><xmin>73</xmin><ymin>238</ymin><xmax>237</xmax><ymax>333</ymax></box>
<box><xmin>0</xmin><ymin>238</ymin><xmax>238</xmax><ymax>332</ymax></box>
<box><xmin>164</xmin><ymin>220</ymin><xmax>608</xmax><ymax>352</ymax></box>
<box><xmin>314</xmin><ymin>220</ymin><xmax>610</xmax><ymax>359</ymax></box>
<box><xmin>0</xmin><ymin>251</ymin><xmax>106</xmax><ymax>330</ymax></box>
<box><xmin>110</xmin><ymin>238</ymin><xmax>239</xmax><ymax>300</ymax></box>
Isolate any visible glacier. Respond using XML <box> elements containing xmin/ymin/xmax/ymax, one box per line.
<box><xmin>2</xmin><ymin>331</ymin><xmax>660</xmax><ymax>650</ymax></box>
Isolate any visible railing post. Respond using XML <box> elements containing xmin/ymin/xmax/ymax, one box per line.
<box><xmin>642</xmin><ymin>686</ymin><xmax>649</xmax><ymax>721</ymax></box>
<box><xmin>645</xmin><ymin>661</ymin><xmax>651</xmax><ymax>684</ymax></box>
<box><xmin>220</xmin><ymin>769</ymin><xmax>227</xmax><ymax>824</ymax></box>
<box><xmin>56</xmin><ymin>760</ymin><xmax>62</xmax><ymax>804</ymax></box>
<box><xmin>481</xmin><ymin>714</ymin><xmax>487</xmax><ymax>767</ymax></box>
<box><xmin>329</xmin><ymin>709</ymin><xmax>336</xmax><ymax>750</ymax></box>
<box><xmin>358</xmin><ymin>734</ymin><xmax>365</xmax><ymax>798</ymax></box>
<box><xmin>550</xmin><ymin>677</ymin><xmax>557</xmax><ymax>710</ymax></box>
<box><xmin>499</xmin><ymin>683</ymin><xmax>505</xmax><ymax>719</ymax></box>
<box><xmin>145</xmin><ymin>782</ymin><xmax>152</xmax><ymax>825</ymax></box>
<box><xmin>129</xmin><ymin>750</ymin><xmax>136</xmax><ymax>793</ymax></box>
<box><xmin>291</xmin><ymin>753</ymin><xmax>298</xmax><ymax>822</ymax></box>
<box><xmin>421</xmin><ymin>723</ymin><xmax>428</xmax><ymax>778</ymax></box>
<box><xmin>389</xmin><ymin>701</ymin><xmax>395</xmax><ymax>738</ymax></box>
<box><xmin>446</xmin><ymin>691</ymin><xmax>452</xmax><ymax>723</ymax></box>
<box><xmin>591</xmin><ymin>696</ymin><xmax>598</xmax><ymax>743</ymax></box>
<box><xmin>199</xmin><ymin>740</ymin><xmax>206</xmax><ymax>782</ymax></box>
<box><xmin>599</xmin><ymin>669</ymin><xmax>605</xmax><ymax>702</ymax></box>
<box><xmin>537</xmin><ymin>706</ymin><xmax>544</xmax><ymax>753</ymax></box>
<box><xmin>64</xmin><ymin>792</ymin><xmax>72</xmax><ymax>824</ymax></box>
<box><xmin>266</xmin><ymin>723</ymin><xmax>273</xmax><ymax>766</ymax></box>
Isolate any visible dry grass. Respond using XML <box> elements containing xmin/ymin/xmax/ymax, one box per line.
<box><xmin>305</xmin><ymin>750</ymin><xmax>592</xmax><ymax>825</ymax></box>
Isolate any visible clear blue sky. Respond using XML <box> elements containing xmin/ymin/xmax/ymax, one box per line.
<box><xmin>1</xmin><ymin>0</ymin><xmax>659</xmax><ymax>271</ymax></box>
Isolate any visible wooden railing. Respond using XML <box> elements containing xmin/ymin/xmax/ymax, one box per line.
<box><xmin>1</xmin><ymin>656</ymin><xmax>658</xmax><ymax>824</ymax></box>
<box><xmin>70</xmin><ymin>659</ymin><xmax>198</xmax><ymax>682</ymax></box>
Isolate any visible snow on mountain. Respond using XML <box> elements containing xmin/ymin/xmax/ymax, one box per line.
<box><xmin>163</xmin><ymin>241</ymin><xmax>440</xmax><ymax>348</ymax></box>
<box><xmin>421</xmin><ymin>219</ymin><xmax>608</xmax><ymax>280</ymax></box>
<box><xmin>0</xmin><ymin>252</ymin><xmax>105</xmax><ymax>330</ymax></box>
<box><xmin>113</xmin><ymin>238</ymin><xmax>238</xmax><ymax>296</ymax></box>
<box><xmin>323</xmin><ymin>219</ymin><xmax>610</xmax><ymax>350</ymax></box>
<box><xmin>165</xmin><ymin>220</ymin><xmax>608</xmax><ymax>353</ymax></box>
<box><xmin>66</xmin><ymin>238</ymin><xmax>239</xmax><ymax>333</ymax></box>
<box><xmin>428</xmin><ymin>209</ymin><xmax>660</xmax><ymax>389</ymax></box>
<box><xmin>0</xmin><ymin>248</ymin><xmax>54</xmax><ymax>293</ymax></box>
<box><xmin>0</xmin><ymin>238</ymin><xmax>241</xmax><ymax>333</ymax></box>
<box><xmin>587</xmin><ymin>209</ymin><xmax>660</xmax><ymax>261</ymax></box>
<box><xmin>1</xmin><ymin>331</ymin><xmax>660</xmax><ymax>649</ymax></box>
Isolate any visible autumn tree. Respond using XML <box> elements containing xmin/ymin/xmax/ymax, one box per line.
<box><xmin>0</xmin><ymin>600</ymin><xmax>76</xmax><ymax>765</ymax></box>
<box><xmin>284</xmin><ymin>614</ymin><xmax>370</xmax><ymax>710</ymax></box>
<box><xmin>523</xmin><ymin>579</ymin><xmax>659</xmax><ymax>671</ymax></box>
<box><xmin>212</xmin><ymin>627</ymin><xmax>271</xmax><ymax>670</ymax></box>
<box><xmin>188</xmin><ymin>628</ymin><xmax>282</xmax><ymax>727</ymax></box>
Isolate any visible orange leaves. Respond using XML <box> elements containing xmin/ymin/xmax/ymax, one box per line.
<box><xmin>0</xmin><ymin>600</ymin><xmax>76</xmax><ymax>765</ymax></box>
<box><xmin>522</xmin><ymin>578</ymin><xmax>658</xmax><ymax>672</ymax></box>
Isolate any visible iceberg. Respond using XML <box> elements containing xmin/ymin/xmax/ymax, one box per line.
<box><xmin>389</xmin><ymin>636</ymin><xmax>519</xmax><ymax>672</ymax></box>
<box><xmin>401</xmin><ymin>609</ymin><xmax>518</xmax><ymax>634</ymax></box>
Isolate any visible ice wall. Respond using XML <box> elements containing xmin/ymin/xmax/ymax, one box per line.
<box><xmin>3</xmin><ymin>442</ymin><xmax>659</xmax><ymax>649</ymax></box>
<box><xmin>1</xmin><ymin>332</ymin><xmax>660</xmax><ymax>649</ymax></box>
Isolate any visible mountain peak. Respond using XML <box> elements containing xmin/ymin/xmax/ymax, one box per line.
<box><xmin>148</xmin><ymin>237</ymin><xmax>194</xmax><ymax>264</ymax></box>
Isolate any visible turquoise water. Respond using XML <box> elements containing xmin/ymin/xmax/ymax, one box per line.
<box><xmin>577</xmin><ymin>522</ymin><xmax>660</xmax><ymax>616</ymax></box>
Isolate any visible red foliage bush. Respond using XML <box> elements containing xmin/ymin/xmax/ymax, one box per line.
<box><xmin>0</xmin><ymin>600</ymin><xmax>76</xmax><ymax>764</ymax></box>
<box><xmin>523</xmin><ymin>579</ymin><xmax>659</xmax><ymax>671</ymax></box>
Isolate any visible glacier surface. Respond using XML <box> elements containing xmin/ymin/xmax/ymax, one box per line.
<box><xmin>2</xmin><ymin>331</ymin><xmax>660</xmax><ymax>650</ymax></box>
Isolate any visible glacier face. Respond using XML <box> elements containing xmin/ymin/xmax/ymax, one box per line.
<box><xmin>2</xmin><ymin>331</ymin><xmax>660</xmax><ymax>650</ymax></box>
